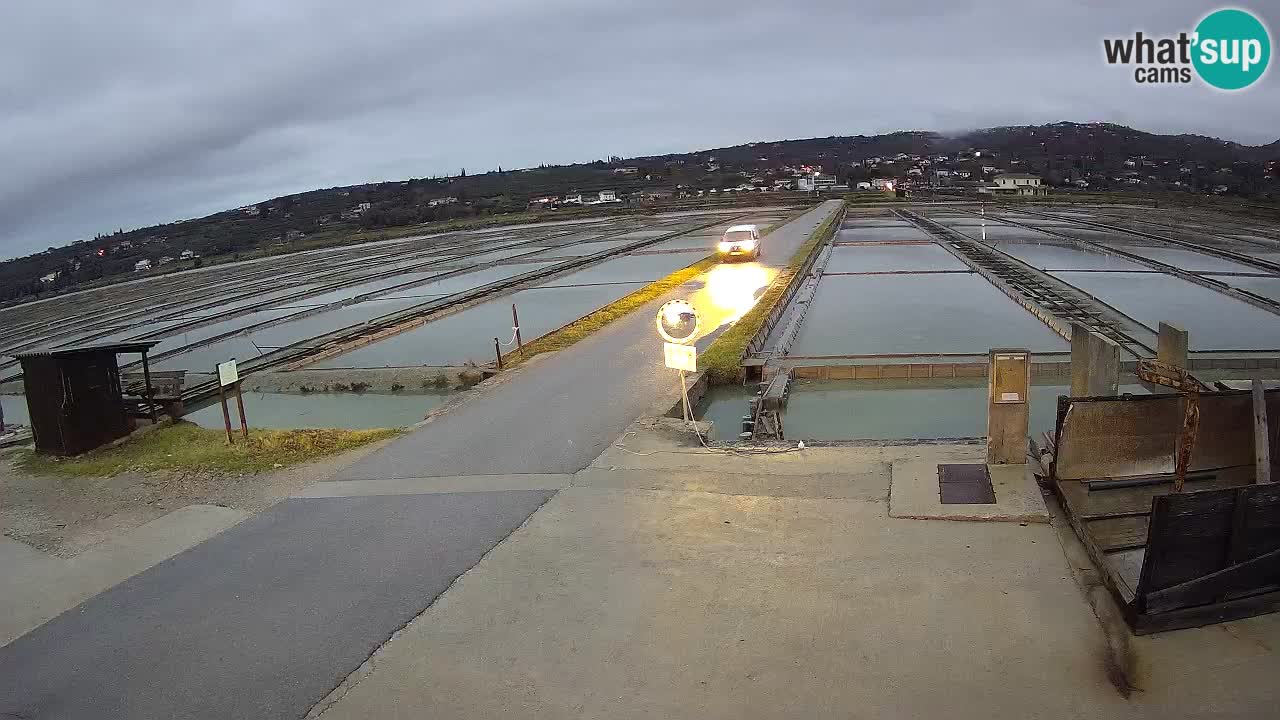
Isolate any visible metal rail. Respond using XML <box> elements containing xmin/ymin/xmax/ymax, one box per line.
<box><xmin>0</xmin><ymin>219</ymin><xmax>671</xmax><ymax>385</ymax></box>
<box><xmin>174</xmin><ymin>213</ymin><xmax>751</xmax><ymax>408</ymax></box>
<box><xmin>947</xmin><ymin>206</ymin><xmax>1280</xmax><ymax>318</ymax></box>
<box><xmin>897</xmin><ymin>209</ymin><xmax>1156</xmax><ymax>357</ymax></box>
<box><xmin>1011</xmin><ymin>206</ymin><xmax>1280</xmax><ymax>276</ymax></box>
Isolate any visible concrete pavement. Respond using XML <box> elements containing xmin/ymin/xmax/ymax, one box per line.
<box><xmin>308</xmin><ymin>431</ymin><xmax>1280</xmax><ymax>720</ymax></box>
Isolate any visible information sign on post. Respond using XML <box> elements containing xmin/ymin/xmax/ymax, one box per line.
<box><xmin>664</xmin><ymin>342</ymin><xmax>697</xmax><ymax>372</ymax></box>
<box><xmin>214</xmin><ymin>359</ymin><xmax>248</xmax><ymax>443</ymax></box>
<box><xmin>216</xmin><ymin>360</ymin><xmax>239</xmax><ymax>387</ymax></box>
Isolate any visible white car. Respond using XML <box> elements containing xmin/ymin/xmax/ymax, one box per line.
<box><xmin>717</xmin><ymin>224</ymin><xmax>761</xmax><ymax>261</ymax></box>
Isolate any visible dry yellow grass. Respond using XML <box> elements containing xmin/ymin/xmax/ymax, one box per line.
<box><xmin>17</xmin><ymin>421</ymin><xmax>400</xmax><ymax>476</ymax></box>
<box><xmin>699</xmin><ymin>203</ymin><xmax>844</xmax><ymax>384</ymax></box>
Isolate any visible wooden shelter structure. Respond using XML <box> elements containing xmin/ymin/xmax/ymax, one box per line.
<box><xmin>11</xmin><ymin>341</ymin><xmax>160</xmax><ymax>456</ymax></box>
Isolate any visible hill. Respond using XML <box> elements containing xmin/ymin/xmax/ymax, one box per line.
<box><xmin>3</xmin><ymin>121</ymin><xmax>1278</xmax><ymax>303</ymax></box>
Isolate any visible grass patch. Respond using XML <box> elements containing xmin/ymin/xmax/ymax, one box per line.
<box><xmin>699</xmin><ymin>203</ymin><xmax>845</xmax><ymax>385</ymax></box>
<box><xmin>16</xmin><ymin>421</ymin><xmax>401</xmax><ymax>477</ymax></box>
<box><xmin>506</xmin><ymin>256</ymin><xmax>721</xmax><ymax>367</ymax></box>
<box><xmin>502</xmin><ymin>210</ymin><xmax>820</xmax><ymax>370</ymax></box>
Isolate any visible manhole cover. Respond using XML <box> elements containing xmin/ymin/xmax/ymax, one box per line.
<box><xmin>938</xmin><ymin>463</ymin><xmax>996</xmax><ymax>504</ymax></box>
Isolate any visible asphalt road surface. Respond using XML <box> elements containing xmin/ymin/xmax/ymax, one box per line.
<box><xmin>0</xmin><ymin>200</ymin><xmax>841</xmax><ymax>720</ymax></box>
<box><xmin>0</xmin><ymin>491</ymin><xmax>553</xmax><ymax>720</ymax></box>
<box><xmin>339</xmin><ymin>200</ymin><xmax>842</xmax><ymax>478</ymax></box>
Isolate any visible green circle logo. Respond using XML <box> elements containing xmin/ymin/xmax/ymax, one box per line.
<box><xmin>1192</xmin><ymin>8</ymin><xmax>1271</xmax><ymax>90</ymax></box>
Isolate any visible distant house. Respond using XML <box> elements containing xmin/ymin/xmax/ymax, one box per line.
<box><xmin>284</xmin><ymin>229</ymin><xmax>304</xmax><ymax>242</ymax></box>
<box><xmin>179</xmin><ymin>249</ymin><xmax>198</xmax><ymax>260</ymax></box>
<box><xmin>812</xmin><ymin>174</ymin><xmax>837</xmax><ymax>190</ymax></box>
<box><xmin>871</xmin><ymin>178</ymin><xmax>894</xmax><ymax>190</ymax></box>
<box><xmin>158</xmin><ymin>256</ymin><xmax>174</xmax><ymax>265</ymax></box>
<box><xmin>856</xmin><ymin>181</ymin><xmax>872</xmax><ymax>190</ymax></box>
<box><xmin>40</xmin><ymin>271</ymin><xmax>60</xmax><ymax>284</ymax></box>
<box><xmin>353</xmin><ymin>202</ymin><xmax>372</xmax><ymax>213</ymax></box>
<box><xmin>612</xmin><ymin>167</ymin><xmax>639</xmax><ymax>175</ymax></box>
<box><xmin>597</xmin><ymin>189</ymin><xmax>618</xmax><ymax>203</ymax></box>
<box><xmin>562</xmin><ymin>193</ymin><xmax>583</xmax><ymax>205</ymax></box>
<box><xmin>134</xmin><ymin>259</ymin><xmax>152</xmax><ymax>272</ymax></box>
<box><xmin>427</xmin><ymin>196</ymin><xmax>458</xmax><ymax>207</ymax></box>
<box><xmin>992</xmin><ymin>173</ymin><xmax>1046</xmax><ymax>196</ymax></box>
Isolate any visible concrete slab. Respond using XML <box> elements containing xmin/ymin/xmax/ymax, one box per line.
<box><xmin>311</xmin><ymin>484</ymin><xmax>1129</xmax><ymax>719</ymax></box>
<box><xmin>1</xmin><ymin>504</ymin><xmax>249</xmax><ymax>647</ymax></box>
<box><xmin>297</xmin><ymin>473</ymin><xmax>573</xmax><ymax>497</ymax></box>
<box><xmin>0</xmin><ymin>491</ymin><xmax>553</xmax><ymax>720</ymax></box>
<box><xmin>889</xmin><ymin>459</ymin><xmax>1050</xmax><ymax>522</ymax></box>
<box><xmin>573</xmin><ymin>467</ymin><xmax>886</xmax><ymax>500</ymax></box>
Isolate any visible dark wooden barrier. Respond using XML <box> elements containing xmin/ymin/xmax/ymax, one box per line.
<box><xmin>1051</xmin><ymin>387</ymin><xmax>1280</xmax><ymax>633</ymax></box>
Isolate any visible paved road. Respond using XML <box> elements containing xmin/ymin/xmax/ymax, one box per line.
<box><xmin>0</xmin><ymin>491</ymin><xmax>553</xmax><ymax>720</ymax></box>
<box><xmin>0</xmin><ymin>200</ymin><xmax>841</xmax><ymax>720</ymax></box>
<box><xmin>339</xmin><ymin>199</ymin><xmax>842</xmax><ymax>478</ymax></box>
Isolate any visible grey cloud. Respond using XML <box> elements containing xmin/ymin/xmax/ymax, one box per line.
<box><xmin>2</xmin><ymin>0</ymin><xmax>1277</xmax><ymax>258</ymax></box>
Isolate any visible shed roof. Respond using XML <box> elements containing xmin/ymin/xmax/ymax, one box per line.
<box><xmin>11</xmin><ymin>340</ymin><xmax>160</xmax><ymax>360</ymax></box>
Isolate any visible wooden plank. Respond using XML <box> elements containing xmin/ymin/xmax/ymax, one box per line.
<box><xmin>1135</xmin><ymin>489</ymin><xmax>1236</xmax><ymax>599</ymax></box>
<box><xmin>1132</xmin><ymin>587</ymin><xmax>1280</xmax><ymax>635</ymax></box>
<box><xmin>1108</xmin><ymin>548</ymin><xmax>1145</xmax><ymax>599</ymax></box>
<box><xmin>1058</xmin><ymin>472</ymin><xmax>1244</xmax><ymax>522</ymax></box>
<box><xmin>1255</xmin><ymin>379</ymin><xmax>1273</xmax><ymax>484</ymax></box>
<box><xmin>1144</xmin><ymin>547</ymin><xmax>1280</xmax><ymax>614</ymax></box>
<box><xmin>1089</xmin><ymin>516</ymin><xmax>1149</xmax><ymax>552</ymax></box>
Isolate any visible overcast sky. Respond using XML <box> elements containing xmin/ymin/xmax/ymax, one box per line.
<box><xmin>2</xmin><ymin>0</ymin><xmax>1277</xmax><ymax>259</ymax></box>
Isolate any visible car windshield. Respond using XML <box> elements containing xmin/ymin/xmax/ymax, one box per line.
<box><xmin>724</xmin><ymin>230</ymin><xmax>753</xmax><ymax>242</ymax></box>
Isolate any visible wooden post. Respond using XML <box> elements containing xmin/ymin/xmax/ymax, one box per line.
<box><xmin>512</xmin><ymin>304</ymin><xmax>523</xmax><ymax>354</ymax></box>
<box><xmin>0</xmin><ymin>394</ymin><xmax>5</xmax><ymax>432</ymax></box>
<box><xmin>1253</xmin><ymin>380</ymin><xmax>1272</xmax><ymax>484</ymax></box>
<box><xmin>494</xmin><ymin>338</ymin><xmax>503</xmax><ymax>369</ymax></box>
<box><xmin>987</xmin><ymin>349</ymin><xmax>1030</xmax><ymax>465</ymax></box>
<box><xmin>140</xmin><ymin>349</ymin><xmax>158</xmax><ymax>422</ymax></box>
<box><xmin>216</xmin><ymin>373</ymin><xmax>233</xmax><ymax>445</ymax></box>
<box><xmin>234</xmin><ymin>381</ymin><xmax>249</xmax><ymax>440</ymax></box>
<box><xmin>1157</xmin><ymin>322</ymin><xmax>1189</xmax><ymax>370</ymax></box>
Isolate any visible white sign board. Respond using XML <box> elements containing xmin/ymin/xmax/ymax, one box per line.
<box><xmin>664</xmin><ymin>342</ymin><xmax>697</xmax><ymax>372</ymax></box>
<box><xmin>216</xmin><ymin>359</ymin><xmax>239</xmax><ymax>387</ymax></box>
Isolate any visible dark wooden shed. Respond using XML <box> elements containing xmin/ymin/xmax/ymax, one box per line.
<box><xmin>11</xmin><ymin>341</ymin><xmax>160</xmax><ymax>456</ymax></box>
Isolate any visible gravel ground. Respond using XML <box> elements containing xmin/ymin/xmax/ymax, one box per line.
<box><xmin>0</xmin><ymin>433</ymin><xmax>399</xmax><ymax>558</ymax></box>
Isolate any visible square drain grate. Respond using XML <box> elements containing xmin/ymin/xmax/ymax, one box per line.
<box><xmin>938</xmin><ymin>463</ymin><xmax>996</xmax><ymax>504</ymax></box>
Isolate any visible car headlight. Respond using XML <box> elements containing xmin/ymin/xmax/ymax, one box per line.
<box><xmin>718</xmin><ymin>241</ymin><xmax>733</xmax><ymax>252</ymax></box>
<box><xmin>739</xmin><ymin>239</ymin><xmax>755</xmax><ymax>251</ymax></box>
